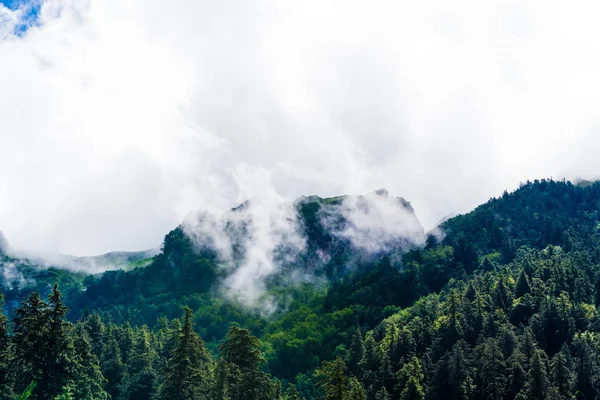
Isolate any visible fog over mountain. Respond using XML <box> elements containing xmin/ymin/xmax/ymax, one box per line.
<box><xmin>3</xmin><ymin>0</ymin><xmax>600</xmax><ymax>256</ymax></box>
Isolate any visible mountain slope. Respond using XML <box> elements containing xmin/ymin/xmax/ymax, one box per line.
<box><xmin>440</xmin><ymin>178</ymin><xmax>600</xmax><ymax>268</ymax></box>
<box><xmin>5</xmin><ymin>179</ymin><xmax>600</xmax><ymax>398</ymax></box>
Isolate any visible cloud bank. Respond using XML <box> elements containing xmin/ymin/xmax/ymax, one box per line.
<box><xmin>182</xmin><ymin>189</ymin><xmax>424</xmax><ymax>312</ymax></box>
<box><xmin>2</xmin><ymin>0</ymin><xmax>600</xmax><ymax>257</ymax></box>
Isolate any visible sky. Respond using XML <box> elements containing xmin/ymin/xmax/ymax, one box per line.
<box><xmin>1</xmin><ymin>0</ymin><xmax>600</xmax><ymax>256</ymax></box>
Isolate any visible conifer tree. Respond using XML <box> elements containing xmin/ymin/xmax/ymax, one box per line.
<box><xmin>448</xmin><ymin>341</ymin><xmax>469</xmax><ymax>400</ymax></box>
<box><xmin>100</xmin><ymin>332</ymin><xmax>125</xmax><ymax>399</ymax></box>
<box><xmin>397</xmin><ymin>357</ymin><xmax>425</xmax><ymax>400</ymax></box>
<box><xmin>13</xmin><ymin>286</ymin><xmax>77</xmax><ymax>399</ymax></box>
<box><xmin>85</xmin><ymin>313</ymin><xmax>106</xmax><ymax>357</ymax></box>
<box><xmin>360</xmin><ymin>336</ymin><xmax>379</xmax><ymax>395</ymax></box>
<box><xmin>478</xmin><ymin>338</ymin><xmax>505</xmax><ymax>400</ymax></box>
<box><xmin>284</xmin><ymin>383</ymin><xmax>302</xmax><ymax>400</ymax></box>
<box><xmin>72</xmin><ymin>325</ymin><xmax>109</xmax><ymax>400</ymax></box>
<box><xmin>515</xmin><ymin>270</ymin><xmax>531</xmax><ymax>298</ymax></box>
<box><xmin>550</xmin><ymin>344</ymin><xmax>573</xmax><ymax>399</ymax></box>
<box><xmin>573</xmin><ymin>333</ymin><xmax>598</xmax><ymax>400</ymax></box>
<box><xmin>12</xmin><ymin>292</ymin><xmax>49</xmax><ymax>394</ymax></box>
<box><xmin>527</xmin><ymin>349</ymin><xmax>550</xmax><ymax>400</ymax></box>
<box><xmin>506</xmin><ymin>349</ymin><xmax>527</xmax><ymax>400</ymax></box>
<box><xmin>219</xmin><ymin>326</ymin><xmax>273</xmax><ymax>400</ymax></box>
<box><xmin>211</xmin><ymin>358</ymin><xmax>229</xmax><ymax>400</ymax></box>
<box><xmin>159</xmin><ymin>307</ymin><xmax>212</xmax><ymax>400</ymax></box>
<box><xmin>400</xmin><ymin>376</ymin><xmax>425</xmax><ymax>400</ymax></box>
<box><xmin>347</xmin><ymin>378</ymin><xmax>366</xmax><ymax>400</ymax></box>
<box><xmin>317</xmin><ymin>357</ymin><xmax>349</xmax><ymax>400</ymax></box>
<box><xmin>375</xmin><ymin>386</ymin><xmax>390</xmax><ymax>400</ymax></box>
<box><xmin>0</xmin><ymin>290</ymin><xmax>13</xmax><ymax>399</ymax></box>
<box><xmin>124</xmin><ymin>326</ymin><xmax>158</xmax><ymax>400</ymax></box>
<box><xmin>346</xmin><ymin>328</ymin><xmax>365</xmax><ymax>374</ymax></box>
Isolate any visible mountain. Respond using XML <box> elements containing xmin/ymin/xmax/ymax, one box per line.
<box><xmin>18</xmin><ymin>248</ymin><xmax>160</xmax><ymax>273</ymax></box>
<box><xmin>5</xmin><ymin>179</ymin><xmax>600</xmax><ymax>399</ymax></box>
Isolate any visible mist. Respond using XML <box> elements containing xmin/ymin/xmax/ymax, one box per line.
<box><xmin>181</xmin><ymin>189</ymin><xmax>427</xmax><ymax>312</ymax></box>
<box><xmin>2</xmin><ymin>0</ymin><xmax>600</xmax><ymax>257</ymax></box>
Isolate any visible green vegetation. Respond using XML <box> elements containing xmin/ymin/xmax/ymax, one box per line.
<box><xmin>4</xmin><ymin>179</ymin><xmax>600</xmax><ymax>398</ymax></box>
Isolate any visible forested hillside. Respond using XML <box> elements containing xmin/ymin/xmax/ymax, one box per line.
<box><xmin>3</xmin><ymin>179</ymin><xmax>600</xmax><ymax>399</ymax></box>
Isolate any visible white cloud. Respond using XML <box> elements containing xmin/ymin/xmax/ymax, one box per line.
<box><xmin>323</xmin><ymin>190</ymin><xmax>426</xmax><ymax>254</ymax></box>
<box><xmin>183</xmin><ymin>172</ymin><xmax>306</xmax><ymax>312</ymax></box>
<box><xmin>1</xmin><ymin>0</ymin><xmax>600</xmax><ymax>256</ymax></box>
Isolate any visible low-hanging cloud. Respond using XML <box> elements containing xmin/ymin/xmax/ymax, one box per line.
<box><xmin>2</xmin><ymin>0</ymin><xmax>600</xmax><ymax>260</ymax></box>
<box><xmin>321</xmin><ymin>190</ymin><xmax>426</xmax><ymax>254</ymax></box>
<box><xmin>183</xmin><ymin>185</ymin><xmax>306</xmax><ymax>313</ymax></box>
<box><xmin>182</xmin><ymin>189</ymin><xmax>427</xmax><ymax>312</ymax></box>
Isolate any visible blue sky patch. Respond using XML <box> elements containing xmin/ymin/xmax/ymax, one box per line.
<box><xmin>1</xmin><ymin>0</ymin><xmax>41</xmax><ymax>35</ymax></box>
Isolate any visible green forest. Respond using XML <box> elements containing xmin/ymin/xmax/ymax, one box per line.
<box><xmin>3</xmin><ymin>179</ymin><xmax>600</xmax><ymax>399</ymax></box>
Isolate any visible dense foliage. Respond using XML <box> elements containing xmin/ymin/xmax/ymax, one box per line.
<box><xmin>5</xmin><ymin>179</ymin><xmax>600</xmax><ymax>399</ymax></box>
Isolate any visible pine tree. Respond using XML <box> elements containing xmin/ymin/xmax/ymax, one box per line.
<box><xmin>448</xmin><ymin>341</ymin><xmax>469</xmax><ymax>400</ymax></box>
<box><xmin>12</xmin><ymin>292</ymin><xmax>50</xmax><ymax>392</ymax></box>
<box><xmin>347</xmin><ymin>378</ymin><xmax>367</xmax><ymax>400</ymax></box>
<box><xmin>478</xmin><ymin>338</ymin><xmax>505</xmax><ymax>400</ymax></box>
<box><xmin>520</xmin><ymin>328</ymin><xmax>537</xmax><ymax>369</ymax></box>
<box><xmin>219</xmin><ymin>326</ymin><xmax>273</xmax><ymax>400</ymax></box>
<box><xmin>116</xmin><ymin>323</ymin><xmax>136</xmax><ymax>368</ymax></box>
<box><xmin>573</xmin><ymin>333</ymin><xmax>598</xmax><ymax>400</ymax></box>
<box><xmin>515</xmin><ymin>271</ymin><xmax>531</xmax><ymax>298</ymax></box>
<box><xmin>397</xmin><ymin>357</ymin><xmax>425</xmax><ymax>400</ymax></box>
<box><xmin>378</xmin><ymin>352</ymin><xmax>394</xmax><ymax>393</ymax></box>
<box><xmin>375</xmin><ymin>387</ymin><xmax>390</xmax><ymax>400</ymax></box>
<box><xmin>84</xmin><ymin>313</ymin><xmax>106</xmax><ymax>357</ymax></box>
<box><xmin>317</xmin><ymin>357</ymin><xmax>348</xmax><ymax>400</ymax></box>
<box><xmin>219</xmin><ymin>326</ymin><xmax>266</xmax><ymax>370</ymax></box>
<box><xmin>211</xmin><ymin>358</ymin><xmax>229</xmax><ymax>400</ymax></box>
<box><xmin>459</xmin><ymin>376</ymin><xmax>476</xmax><ymax>400</ymax></box>
<box><xmin>124</xmin><ymin>326</ymin><xmax>158</xmax><ymax>400</ymax></box>
<box><xmin>550</xmin><ymin>344</ymin><xmax>573</xmax><ymax>399</ymax></box>
<box><xmin>500</xmin><ymin>327</ymin><xmax>516</xmax><ymax>360</ymax></box>
<box><xmin>100</xmin><ymin>332</ymin><xmax>125</xmax><ymax>400</ymax></box>
<box><xmin>346</xmin><ymin>328</ymin><xmax>365</xmax><ymax>374</ymax></box>
<box><xmin>44</xmin><ymin>284</ymin><xmax>77</xmax><ymax>399</ymax></box>
<box><xmin>52</xmin><ymin>384</ymin><xmax>75</xmax><ymax>400</ymax></box>
<box><xmin>527</xmin><ymin>349</ymin><xmax>550</xmax><ymax>400</ymax></box>
<box><xmin>159</xmin><ymin>307</ymin><xmax>212</xmax><ymax>400</ymax></box>
<box><xmin>13</xmin><ymin>286</ymin><xmax>77</xmax><ymax>399</ymax></box>
<box><xmin>400</xmin><ymin>376</ymin><xmax>425</xmax><ymax>400</ymax></box>
<box><xmin>284</xmin><ymin>383</ymin><xmax>302</xmax><ymax>400</ymax></box>
<box><xmin>72</xmin><ymin>325</ymin><xmax>109</xmax><ymax>400</ymax></box>
<box><xmin>0</xmin><ymin>290</ymin><xmax>13</xmax><ymax>399</ymax></box>
<box><xmin>506</xmin><ymin>349</ymin><xmax>527</xmax><ymax>400</ymax></box>
<box><xmin>360</xmin><ymin>336</ymin><xmax>379</xmax><ymax>395</ymax></box>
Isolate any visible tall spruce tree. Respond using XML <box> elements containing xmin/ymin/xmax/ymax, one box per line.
<box><xmin>346</xmin><ymin>328</ymin><xmax>365</xmax><ymax>374</ymax></box>
<box><xmin>219</xmin><ymin>326</ymin><xmax>274</xmax><ymax>400</ymax></box>
<box><xmin>124</xmin><ymin>326</ymin><xmax>158</xmax><ymax>400</ymax></box>
<box><xmin>526</xmin><ymin>349</ymin><xmax>550</xmax><ymax>400</ymax></box>
<box><xmin>100</xmin><ymin>331</ymin><xmax>125</xmax><ymax>400</ymax></box>
<box><xmin>72</xmin><ymin>325</ymin><xmax>109</xmax><ymax>400</ymax></box>
<box><xmin>159</xmin><ymin>307</ymin><xmax>212</xmax><ymax>400</ymax></box>
<box><xmin>13</xmin><ymin>286</ymin><xmax>77</xmax><ymax>399</ymax></box>
<box><xmin>317</xmin><ymin>357</ymin><xmax>349</xmax><ymax>400</ymax></box>
<box><xmin>284</xmin><ymin>383</ymin><xmax>302</xmax><ymax>400</ymax></box>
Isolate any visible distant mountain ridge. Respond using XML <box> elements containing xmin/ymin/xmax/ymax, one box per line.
<box><xmin>181</xmin><ymin>189</ymin><xmax>425</xmax><ymax>278</ymax></box>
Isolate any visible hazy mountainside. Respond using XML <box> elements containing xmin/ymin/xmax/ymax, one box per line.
<box><xmin>23</xmin><ymin>249</ymin><xmax>159</xmax><ymax>273</ymax></box>
<box><xmin>5</xmin><ymin>179</ymin><xmax>600</xmax><ymax>399</ymax></box>
<box><xmin>0</xmin><ymin>230</ymin><xmax>9</xmax><ymax>255</ymax></box>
